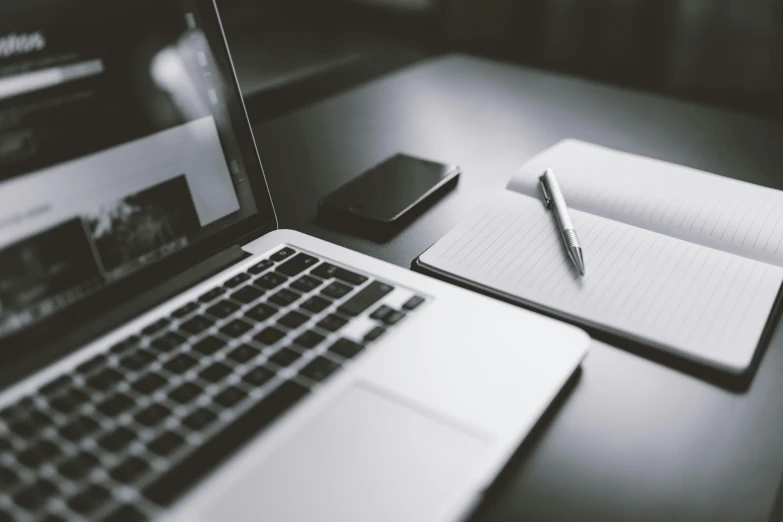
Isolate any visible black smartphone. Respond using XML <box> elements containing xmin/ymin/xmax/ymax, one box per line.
<box><xmin>318</xmin><ymin>154</ymin><xmax>460</xmax><ymax>231</ymax></box>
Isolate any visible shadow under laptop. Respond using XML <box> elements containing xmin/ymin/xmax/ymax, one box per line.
<box><xmin>464</xmin><ymin>367</ymin><xmax>583</xmax><ymax>522</ymax></box>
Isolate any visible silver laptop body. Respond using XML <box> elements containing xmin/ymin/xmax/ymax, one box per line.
<box><xmin>0</xmin><ymin>2</ymin><xmax>589</xmax><ymax>521</ymax></box>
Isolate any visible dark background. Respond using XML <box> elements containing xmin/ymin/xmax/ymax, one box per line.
<box><xmin>217</xmin><ymin>0</ymin><xmax>783</xmax><ymax>122</ymax></box>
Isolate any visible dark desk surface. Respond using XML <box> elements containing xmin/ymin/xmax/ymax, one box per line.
<box><xmin>244</xmin><ymin>54</ymin><xmax>783</xmax><ymax>522</ymax></box>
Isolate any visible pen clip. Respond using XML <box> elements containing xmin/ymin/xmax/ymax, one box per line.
<box><xmin>539</xmin><ymin>177</ymin><xmax>552</xmax><ymax>208</ymax></box>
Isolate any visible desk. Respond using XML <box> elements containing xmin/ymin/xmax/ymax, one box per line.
<box><xmin>243</xmin><ymin>54</ymin><xmax>783</xmax><ymax>522</ymax></box>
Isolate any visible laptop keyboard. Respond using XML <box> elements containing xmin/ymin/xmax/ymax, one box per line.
<box><xmin>0</xmin><ymin>247</ymin><xmax>427</xmax><ymax>521</ymax></box>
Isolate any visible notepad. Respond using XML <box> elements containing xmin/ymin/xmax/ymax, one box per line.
<box><xmin>418</xmin><ymin>140</ymin><xmax>783</xmax><ymax>374</ymax></box>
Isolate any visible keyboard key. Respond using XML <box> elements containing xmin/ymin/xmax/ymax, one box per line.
<box><xmin>269</xmin><ymin>288</ymin><xmax>302</xmax><ymax>307</ymax></box>
<box><xmin>290</xmin><ymin>275</ymin><xmax>323</xmax><ymax>292</ymax></box>
<box><xmin>370</xmin><ymin>305</ymin><xmax>393</xmax><ymax>321</ymax></box>
<box><xmin>402</xmin><ymin>295</ymin><xmax>426</xmax><ymax>310</ymax></box>
<box><xmin>247</xmin><ymin>259</ymin><xmax>274</xmax><ymax>275</ymax></box>
<box><xmin>148</xmin><ymin>431</ymin><xmax>186</xmax><ymax>457</ymax></box>
<box><xmin>110</xmin><ymin>337</ymin><xmax>140</xmax><ymax>356</ymax></box>
<box><xmin>246</xmin><ymin>303</ymin><xmax>278</xmax><ymax>322</ymax></box>
<box><xmin>132</xmin><ymin>373</ymin><xmax>167</xmax><ymax>394</ymax></box>
<box><xmin>224</xmin><ymin>273</ymin><xmax>250</xmax><ymax>288</ymax></box>
<box><xmin>171</xmin><ymin>302</ymin><xmax>199</xmax><ymax>318</ymax></box>
<box><xmin>86</xmin><ymin>367</ymin><xmax>123</xmax><ymax>391</ymax></box>
<box><xmin>101</xmin><ymin>504</ymin><xmax>147</xmax><ymax>522</ymax></box>
<box><xmin>243</xmin><ymin>366</ymin><xmax>275</xmax><ymax>387</ymax></box>
<box><xmin>254</xmin><ymin>272</ymin><xmax>287</xmax><ymax>290</ymax></box>
<box><xmin>277</xmin><ymin>311</ymin><xmax>309</xmax><ymax>329</ymax></box>
<box><xmin>76</xmin><ymin>354</ymin><xmax>108</xmax><ymax>375</ymax></box>
<box><xmin>206</xmin><ymin>300</ymin><xmax>240</xmax><ymax>319</ymax></box>
<box><xmin>135</xmin><ymin>404</ymin><xmax>171</xmax><ymax>427</ymax></box>
<box><xmin>329</xmin><ymin>338</ymin><xmax>365</xmax><ymax>359</ymax></box>
<box><xmin>142</xmin><ymin>381</ymin><xmax>308</xmax><ymax>506</ymax></box>
<box><xmin>0</xmin><ymin>466</ymin><xmax>19</xmax><ymax>488</ymax></box>
<box><xmin>98</xmin><ymin>427</ymin><xmax>135</xmax><ymax>451</ymax></box>
<box><xmin>384</xmin><ymin>311</ymin><xmax>406</xmax><ymax>325</ymax></box>
<box><xmin>277</xmin><ymin>253</ymin><xmax>319</xmax><ymax>276</ymax></box>
<box><xmin>14</xmin><ymin>479</ymin><xmax>58</xmax><ymax>509</ymax></box>
<box><xmin>49</xmin><ymin>388</ymin><xmax>90</xmax><ymax>414</ymax></box>
<box><xmin>150</xmin><ymin>331</ymin><xmax>187</xmax><ymax>352</ymax></box>
<box><xmin>59</xmin><ymin>416</ymin><xmax>100</xmax><ymax>441</ymax></box>
<box><xmin>300</xmin><ymin>356</ymin><xmax>341</xmax><ymax>383</ymax></box>
<box><xmin>182</xmin><ymin>408</ymin><xmax>217</xmax><ymax>431</ymax></box>
<box><xmin>18</xmin><ymin>440</ymin><xmax>60</xmax><ymax>467</ymax></box>
<box><xmin>220</xmin><ymin>319</ymin><xmax>253</xmax><ymax>338</ymax></box>
<box><xmin>309</xmin><ymin>262</ymin><xmax>339</xmax><ymax>280</ymax></box>
<box><xmin>300</xmin><ymin>296</ymin><xmax>331</xmax><ymax>314</ymax></box>
<box><xmin>0</xmin><ymin>509</ymin><xmax>11</xmax><ymax>522</ymax></box>
<box><xmin>1</xmin><ymin>397</ymin><xmax>33</xmax><ymax>421</ymax></box>
<box><xmin>8</xmin><ymin>410</ymin><xmax>51</xmax><ymax>437</ymax></box>
<box><xmin>228</xmin><ymin>344</ymin><xmax>261</xmax><ymax>364</ymax></box>
<box><xmin>119</xmin><ymin>350</ymin><xmax>156</xmax><ymax>371</ymax></box>
<box><xmin>198</xmin><ymin>287</ymin><xmax>226</xmax><ymax>303</ymax></box>
<box><xmin>110</xmin><ymin>456</ymin><xmax>150</xmax><ymax>483</ymax></box>
<box><xmin>232</xmin><ymin>285</ymin><xmax>264</xmax><ymax>304</ymax></box>
<box><xmin>141</xmin><ymin>318</ymin><xmax>170</xmax><ymax>336</ymax></box>
<box><xmin>133</xmin><ymin>408</ymin><xmax>169</xmax><ymax>433</ymax></box>
<box><xmin>364</xmin><ymin>326</ymin><xmax>386</xmax><ymax>342</ymax></box>
<box><xmin>199</xmin><ymin>362</ymin><xmax>233</xmax><ymax>383</ymax></box>
<box><xmin>213</xmin><ymin>386</ymin><xmax>247</xmax><ymax>408</ymax></box>
<box><xmin>321</xmin><ymin>281</ymin><xmax>352</xmax><ymax>299</ymax></box>
<box><xmin>311</xmin><ymin>263</ymin><xmax>368</xmax><ymax>285</ymax></box>
<box><xmin>270</xmin><ymin>247</ymin><xmax>296</xmax><ymax>262</ymax></box>
<box><xmin>163</xmin><ymin>353</ymin><xmax>198</xmax><ymax>374</ymax></box>
<box><xmin>0</xmin><ymin>438</ymin><xmax>11</xmax><ymax>452</ymax></box>
<box><xmin>97</xmin><ymin>393</ymin><xmax>135</xmax><ymax>416</ymax></box>
<box><xmin>338</xmin><ymin>281</ymin><xmax>394</xmax><ymax>317</ymax></box>
<box><xmin>254</xmin><ymin>326</ymin><xmax>286</xmax><ymax>345</ymax></box>
<box><xmin>40</xmin><ymin>514</ymin><xmax>65</xmax><ymax>522</ymax></box>
<box><xmin>334</xmin><ymin>269</ymin><xmax>369</xmax><ymax>286</ymax></box>
<box><xmin>39</xmin><ymin>375</ymin><xmax>73</xmax><ymax>396</ymax></box>
<box><xmin>293</xmin><ymin>330</ymin><xmax>325</xmax><ymax>349</ymax></box>
<box><xmin>18</xmin><ymin>407</ymin><xmax>53</xmax><ymax>430</ymax></box>
<box><xmin>180</xmin><ymin>315</ymin><xmax>214</xmax><ymax>335</ymax></box>
<box><xmin>192</xmin><ymin>336</ymin><xmax>226</xmax><ymax>355</ymax></box>
<box><xmin>269</xmin><ymin>348</ymin><xmax>301</xmax><ymax>367</ymax></box>
<box><xmin>170</xmin><ymin>382</ymin><xmax>202</xmax><ymax>404</ymax></box>
<box><xmin>16</xmin><ymin>405</ymin><xmax>50</xmax><ymax>425</ymax></box>
<box><xmin>58</xmin><ymin>451</ymin><xmax>99</xmax><ymax>480</ymax></box>
<box><xmin>67</xmin><ymin>484</ymin><xmax>112</xmax><ymax>515</ymax></box>
<box><xmin>316</xmin><ymin>314</ymin><xmax>348</xmax><ymax>332</ymax></box>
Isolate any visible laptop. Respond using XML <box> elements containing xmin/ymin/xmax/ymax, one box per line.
<box><xmin>0</xmin><ymin>1</ymin><xmax>590</xmax><ymax>521</ymax></box>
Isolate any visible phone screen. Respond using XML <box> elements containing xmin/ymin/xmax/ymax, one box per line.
<box><xmin>320</xmin><ymin>154</ymin><xmax>459</xmax><ymax>224</ymax></box>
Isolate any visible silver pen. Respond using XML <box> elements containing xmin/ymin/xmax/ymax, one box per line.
<box><xmin>539</xmin><ymin>169</ymin><xmax>586</xmax><ymax>276</ymax></box>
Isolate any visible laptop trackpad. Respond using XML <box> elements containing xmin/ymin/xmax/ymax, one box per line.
<box><xmin>204</xmin><ymin>384</ymin><xmax>490</xmax><ymax>522</ymax></box>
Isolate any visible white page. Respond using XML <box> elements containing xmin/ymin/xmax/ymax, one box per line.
<box><xmin>420</xmin><ymin>191</ymin><xmax>783</xmax><ymax>371</ymax></box>
<box><xmin>507</xmin><ymin>140</ymin><xmax>783</xmax><ymax>268</ymax></box>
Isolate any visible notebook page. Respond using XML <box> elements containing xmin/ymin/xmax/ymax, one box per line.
<box><xmin>507</xmin><ymin>140</ymin><xmax>783</xmax><ymax>268</ymax></box>
<box><xmin>420</xmin><ymin>191</ymin><xmax>783</xmax><ymax>370</ymax></box>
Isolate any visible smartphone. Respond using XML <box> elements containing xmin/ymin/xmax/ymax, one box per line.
<box><xmin>318</xmin><ymin>154</ymin><xmax>460</xmax><ymax>230</ymax></box>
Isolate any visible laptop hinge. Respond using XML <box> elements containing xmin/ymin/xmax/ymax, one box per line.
<box><xmin>130</xmin><ymin>244</ymin><xmax>251</xmax><ymax>316</ymax></box>
<box><xmin>0</xmin><ymin>245</ymin><xmax>251</xmax><ymax>391</ymax></box>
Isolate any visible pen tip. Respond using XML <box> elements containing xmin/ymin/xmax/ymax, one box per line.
<box><xmin>569</xmin><ymin>246</ymin><xmax>585</xmax><ymax>277</ymax></box>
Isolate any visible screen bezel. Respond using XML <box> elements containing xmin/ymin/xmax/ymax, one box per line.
<box><xmin>0</xmin><ymin>0</ymin><xmax>278</xmax><ymax>358</ymax></box>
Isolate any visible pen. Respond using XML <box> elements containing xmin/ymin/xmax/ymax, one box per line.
<box><xmin>539</xmin><ymin>168</ymin><xmax>586</xmax><ymax>276</ymax></box>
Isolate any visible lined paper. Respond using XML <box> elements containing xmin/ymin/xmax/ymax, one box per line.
<box><xmin>421</xmin><ymin>192</ymin><xmax>783</xmax><ymax>369</ymax></box>
<box><xmin>507</xmin><ymin>140</ymin><xmax>783</xmax><ymax>268</ymax></box>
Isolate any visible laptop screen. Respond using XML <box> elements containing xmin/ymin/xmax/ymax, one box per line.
<box><xmin>0</xmin><ymin>0</ymin><xmax>274</xmax><ymax>341</ymax></box>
